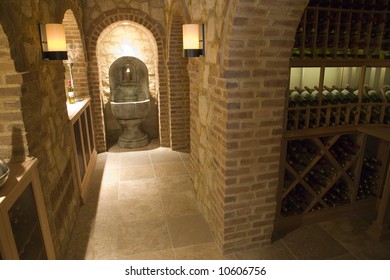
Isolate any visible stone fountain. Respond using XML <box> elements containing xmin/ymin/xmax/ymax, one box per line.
<box><xmin>109</xmin><ymin>57</ymin><xmax>150</xmax><ymax>148</ymax></box>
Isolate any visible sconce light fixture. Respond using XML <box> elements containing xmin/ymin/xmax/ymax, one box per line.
<box><xmin>39</xmin><ymin>23</ymin><xmax>68</xmax><ymax>60</ymax></box>
<box><xmin>182</xmin><ymin>24</ymin><xmax>205</xmax><ymax>58</ymax></box>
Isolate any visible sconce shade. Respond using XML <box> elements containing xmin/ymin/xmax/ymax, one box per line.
<box><xmin>39</xmin><ymin>23</ymin><xmax>68</xmax><ymax>60</ymax></box>
<box><xmin>183</xmin><ymin>24</ymin><xmax>204</xmax><ymax>57</ymax></box>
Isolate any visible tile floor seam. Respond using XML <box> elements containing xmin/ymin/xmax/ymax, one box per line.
<box><xmin>159</xmin><ymin>194</ymin><xmax>178</xmax><ymax>260</ymax></box>
<box><xmin>152</xmin><ymin>154</ymin><xmax>178</xmax><ymax>260</ymax></box>
<box><xmin>316</xmin><ymin>218</ymin><xmax>359</xmax><ymax>258</ymax></box>
<box><xmin>148</xmin><ymin>151</ymin><xmax>158</xmax><ymax>179</ymax></box>
<box><xmin>279</xmin><ymin>237</ymin><xmax>299</xmax><ymax>260</ymax></box>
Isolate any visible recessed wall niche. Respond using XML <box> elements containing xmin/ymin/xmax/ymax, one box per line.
<box><xmin>97</xmin><ymin>21</ymin><xmax>159</xmax><ymax>146</ymax></box>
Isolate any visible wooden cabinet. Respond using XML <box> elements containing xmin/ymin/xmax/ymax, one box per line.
<box><xmin>67</xmin><ymin>98</ymin><xmax>97</xmax><ymax>203</ymax></box>
<box><xmin>0</xmin><ymin>158</ymin><xmax>55</xmax><ymax>259</ymax></box>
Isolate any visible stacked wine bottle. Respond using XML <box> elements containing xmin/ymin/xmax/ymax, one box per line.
<box><xmin>357</xmin><ymin>154</ymin><xmax>381</xmax><ymax>200</ymax></box>
<box><xmin>282</xmin><ymin>134</ymin><xmax>369</xmax><ymax>217</ymax></box>
<box><xmin>286</xmin><ymin>139</ymin><xmax>319</xmax><ymax>173</ymax></box>
<box><xmin>287</xmin><ymin>85</ymin><xmax>390</xmax><ymax>130</ymax></box>
<box><xmin>281</xmin><ymin>184</ymin><xmax>312</xmax><ymax>216</ymax></box>
<box><xmin>292</xmin><ymin>3</ymin><xmax>390</xmax><ymax>59</ymax></box>
<box><xmin>288</xmin><ymin>85</ymin><xmax>388</xmax><ymax>107</ymax></box>
<box><xmin>322</xmin><ymin>180</ymin><xmax>351</xmax><ymax>207</ymax></box>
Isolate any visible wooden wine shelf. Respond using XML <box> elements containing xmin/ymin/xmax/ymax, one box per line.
<box><xmin>292</xmin><ymin>2</ymin><xmax>390</xmax><ymax>61</ymax></box>
<box><xmin>287</xmin><ymin>100</ymin><xmax>390</xmax><ymax>130</ymax></box>
<box><xmin>277</xmin><ymin>0</ymin><xmax>390</xmax><ymax>238</ymax></box>
<box><xmin>276</xmin><ymin>127</ymin><xmax>390</xmax><ymax>237</ymax></box>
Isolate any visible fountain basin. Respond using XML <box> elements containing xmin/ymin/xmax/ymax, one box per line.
<box><xmin>110</xmin><ymin>99</ymin><xmax>150</xmax><ymax>119</ymax></box>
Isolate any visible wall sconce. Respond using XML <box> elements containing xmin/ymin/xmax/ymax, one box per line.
<box><xmin>182</xmin><ymin>24</ymin><xmax>205</xmax><ymax>58</ymax></box>
<box><xmin>39</xmin><ymin>23</ymin><xmax>68</xmax><ymax>60</ymax></box>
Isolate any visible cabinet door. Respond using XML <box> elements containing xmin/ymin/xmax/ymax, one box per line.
<box><xmin>8</xmin><ymin>183</ymin><xmax>47</xmax><ymax>259</ymax></box>
<box><xmin>73</xmin><ymin>119</ymin><xmax>85</xmax><ymax>180</ymax></box>
<box><xmin>86</xmin><ymin>106</ymin><xmax>95</xmax><ymax>152</ymax></box>
<box><xmin>81</xmin><ymin>111</ymin><xmax>90</xmax><ymax>166</ymax></box>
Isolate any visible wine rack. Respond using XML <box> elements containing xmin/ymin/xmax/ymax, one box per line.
<box><xmin>281</xmin><ymin>134</ymin><xmax>365</xmax><ymax>217</ymax></box>
<box><xmin>286</xmin><ymin>64</ymin><xmax>390</xmax><ymax>134</ymax></box>
<box><xmin>292</xmin><ymin>0</ymin><xmax>390</xmax><ymax>60</ymax></box>
<box><xmin>277</xmin><ymin>129</ymin><xmax>390</xmax><ymax>233</ymax></box>
<box><xmin>277</xmin><ymin>1</ymin><xmax>390</xmax><ymax>236</ymax></box>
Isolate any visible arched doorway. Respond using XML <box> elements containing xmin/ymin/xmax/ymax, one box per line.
<box><xmin>85</xmin><ymin>9</ymin><xmax>168</xmax><ymax>152</ymax></box>
<box><xmin>96</xmin><ymin>20</ymin><xmax>159</xmax><ymax>147</ymax></box>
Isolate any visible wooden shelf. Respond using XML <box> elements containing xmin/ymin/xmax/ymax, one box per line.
<box><xmin>278</xmin><ymin>0</ymin><xmax>390</xmax><ymax>239</ymax></box>
<box><xmin>292</xmin><ymin>3</ymin><xmax>390</xmax><ymax>61</ymax></box>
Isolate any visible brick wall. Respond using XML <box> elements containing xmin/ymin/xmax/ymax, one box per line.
<box><xmin>0</xmin><ymin>0</ymin><xmax>85</xmax><ymax>258</ymax></box>
<box><xmin>168</xmin><ymin>8</ymin><xmax>191</xmax><ymax>151</ymax></box>
<box><xmin>0</xmin><ymin>24</ymin><xmax>27</xmax><ymax>160</ymax></box>
<box><xmin>183</xmin><ymin>0</ymin><xmax>309</xmax><ymax>253</ymax></box>
<box><xmin>63</xmin><ymin>10</ymin><xmax>89</xmax><ymax>99</ymax></box>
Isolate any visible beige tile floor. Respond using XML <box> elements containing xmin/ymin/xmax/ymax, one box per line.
<box><xmin>65</xmin><ymin>140</ymin><xmax>390</xmax><ymax>260</ymax></box>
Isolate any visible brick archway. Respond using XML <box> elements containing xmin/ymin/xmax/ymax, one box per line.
<box><xmin>219</xmin><ymin>1</ymin><xmax>309</xmax><ymax>252</ymax></box>
<box><xmin>188</xmin><ymin>0</ymin><xmax>309</xmax><ymax>253</ymax></box>
<box><xmin>85</xmin><ymin>8</ymin><xmax>168</xmax><ymax>152</ymax></box>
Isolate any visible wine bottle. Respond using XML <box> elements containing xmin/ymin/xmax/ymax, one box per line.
<box><xmin>329</xmin><ymin>86</ymin><xmax>350</xmax><ymax>104</ymax></box>
<box><xmin>357</xmin><ymin>154</ymin><xmax>381</xmax><ymax>200</ymax></box>
<box><xmin>287</xmin><ymin>110</ymin><xmax>295</xmax><ymax>130</ymax></box>
<box><xmin>314</xmin><ymin>86</ymin><xmax>334</xmax><ymax>104</ymax></box>
<box><xmin>383</xmin><ymin>88</ymin><xmax>390</xmax><ymax>102</ymax></box>
<box><xmin>288</xmin><ymin>90</ymin><xmax>297</xmax><ymax>107</ymax></box>
<box><xmin>301</xmin><ymin>88</ymin><xmax>319</xmax><ymax>105</ymax></box>
<box><xmin>350</xmin><ymin>87</ymin><xmax>371</xmax><ymax>103</ymax></box>
<box><xmin>335</xmin><ymin>85</ymin><xmax>358</xmax><ymax>103</ymax></box>
<box><xmin>322</xmin><ymin>86</ymin><xmax>340</xmax><ymax>104</ymax></box>
<box><xmin>67</xmin><ymin>80</ymin><xmax>76</xmax><ymax>104</ymax></box>
<box><xmin>362</xmin><ymin>89</ymin><xmax>372</xmax><ymax>103</ymax></box>
<box><xmin>290</xmin><ymin>87</ymin><xmax>307</xmax><ymax>106</ymax></box>
<box><xmin>365</xmin><ymin>86</ymin><xmax>384</xmax><ymax>103</ymax></box>
<box><xmin>348</xmin><ymin>170</ymin><xmax>356</xmax><ymax>181</ymax></box>
<box><xmin>304</xmin><ymin>86</ymin><xmax>323</xmax><ymax>104</ymax></box>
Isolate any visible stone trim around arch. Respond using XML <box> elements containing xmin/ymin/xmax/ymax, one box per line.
<box><xmin>84</xmin><ymin>8</ymin><xmax>169</xmax><ymax>152</ymax></box>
